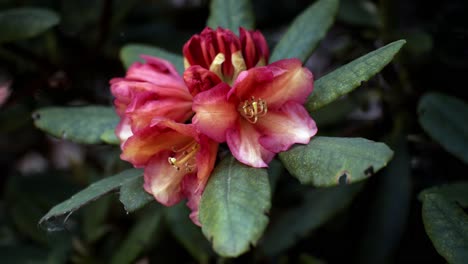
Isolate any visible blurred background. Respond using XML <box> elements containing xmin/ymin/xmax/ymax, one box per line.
<box><xmin>1</xmin><ymin>0</ymin><xmax>467</xmax><ymax>263</ymax></box>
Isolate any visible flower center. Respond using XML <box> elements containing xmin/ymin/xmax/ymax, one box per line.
<box><xmin>168</xmin><ymin>140</ymin><xmax>200</xmax><ymax>172</ymax></box>
<box><xmin>238</xmin><ymin>96</ymin><xmax>268</xmax><ymax>124</ymax></box>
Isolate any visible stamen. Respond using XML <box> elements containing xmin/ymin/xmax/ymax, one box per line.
<box><xmin>168</xmin><ymin>141</ymin><xmax>200</xmax><ymax>172</ymax></box>
<box><xmin>238</xmin><ymin>96</ymin><xmax>268</xmax><ymax>124</ymax></box>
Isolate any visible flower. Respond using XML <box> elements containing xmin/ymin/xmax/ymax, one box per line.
<box><xmin>110</xmin><ymin>56</ymin><xmax>193</xmax><ymax>144</ymax></box>
<box><xmin>183</xmin><ymin>27</ymin><xmax>269</xmax><ymax>84</ymax></box>
<box><xmin>121</xmin><ymin>118</ymin><xmax>218</xmax><ymax>225</ymax></box>
<box><xmin>192</xmin><ymin>58</ymin><xmax>317</xmax><ymax>167</ymax></box>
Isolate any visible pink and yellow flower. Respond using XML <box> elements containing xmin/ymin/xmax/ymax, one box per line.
<box><xmin>110</xmin><ymin>56</ymin><xmax>193</xmax><ymax>144</ymax></box>
<box><xmin>192</xmin><ymin>58</ymin><xmax>317</xmax><ymax>167</ymax></box>
<box><xmin>110</xmin><ymin>26</ymin><xmax>317</xmax><ymax>224</ymax></box>
<box><xmin>121</xmin><ymin>118</ymin><xmax>218</xmax><ymax>225</ymax></box>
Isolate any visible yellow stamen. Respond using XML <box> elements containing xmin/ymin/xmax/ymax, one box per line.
<box><xmin>238</xmin><ymin>96</ymin><xmax>268</xmax><ymax>124</ymax></box>
<box><xmin>168</xmin><ymin>141</ymin><xmax>200</xmax><ymax>172</ymax></box>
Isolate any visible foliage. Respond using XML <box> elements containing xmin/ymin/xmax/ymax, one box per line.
<box><xmin>0</xmin><ymin>0</ymin><xmax>466</xmax><ymax>263</ymax></box>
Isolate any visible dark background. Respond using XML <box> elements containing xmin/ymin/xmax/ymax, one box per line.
<box><xmin>1</xmin><ymin>0</ymin><xmax>467</xmax><ymax>263</ymax></box>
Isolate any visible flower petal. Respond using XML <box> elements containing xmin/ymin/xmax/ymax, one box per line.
<box><xmin>257</xmin><ymin>101</ymin><xmax>317</xmax><ymax>153</ymax></box>
<box><xmin>192</xmin><ymin>83</ymin><xmax>238</xmax><ymax>142</ymax></box>
<box><xmin>226</xmin><ymin>119</ymin><xmax>275</xmax><ymax>167</ymax></box>
<box><xmin>182</xmin><ymin>135</ymin><xmax>218</xmax><ymax>225</ymax></box>
<box><xmin>127</xmin><ymin>56</ymin><xmax>184</xmax><ymax>86</ymax></box>
<box><xmin>121</xmin><ymin>127</ymin><xmax>193</xmax><ymax>167</ymax></box>
<box><xmin>183</xmin><ymin>65</ymin><xmax>222</xmax><ymax>96</ymax></box>
<box><xmin>143</xmin><ymin>150</ymin><xmax>188</xmax><ymax>206</ymax></box>
<box><xmin>232</xmin><ymin>58</ymin><xmax>313</xmax><ymax>108</ymax></box>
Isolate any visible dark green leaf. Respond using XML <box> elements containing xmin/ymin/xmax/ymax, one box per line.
<box><xmin>419</xmin><ymin>182</ymin><xmax>468</xmax><ymax>207</ymax></box>
<box><xmin>206</xmin><ymin>0</ymin><xmax>254</xmax><ymax>32</ymax></box>
<box><xmin>418</xmin><ymin>93</ymin><xmax>468</xmax><ymax>163</ymax></box>
<box><xmin>39</xmin><ymin>169</ymin><xmax>142</xmax><ymax>229</ymax></box>
<box><xmin>261</xmin><ymin>184</ymin><xmax>361</xmax><ymax>255</ymax></box>
<box><xmin>267</xmin><ymin>158</ymin><xmax>284</xmax><ymax>194</ymax></box>
<box><xmin>422</xmin><ymin>193</ymin><xmax>468</xmax><ymax>264</ymax></box>
<box><xmin>306</xmin><ymin>40</ymin><xmax>406</xmax><ymax>111</ymax></box>
<box><xmin>279</xmin><ymin>137</ymin><xmax>394</xmax><ymax>187</ymax></box>
<box><xmin>270</xmin><ymin>0</ymin><xmax>339</xmax><ymax>63</ymax></box>
<box><xmin>199</xmin><ymin>155</ymin><xmax>271</xmax><ymax>257</ymax></box>
<box><xmin>0</xmin><ymin>8</ymin><xmax>60</xmax><ymax>43</ymax></box>
<box><xmin>337</xmin><ymin>0</ymin><xmax>379</xmax><ymax>27</ymax></box>
<box><xmin>33</xmin><ymin>106</ymin><xmax>119</xmax><ymax>145</ymax></box>
<box><xmin>82</xmin><ymin>195</ymin><xmax>112</xmax><ymax>243</ymax></box>
<box><xmin>111</xmin><ymin>207</ymin><xmax>163</xmax><ymax>264</ymax></box>
<box><xmin>357</xmin><ymin>137</ymin><xmax>411</xmax><ymax>263</ymax></box>
<box><xmin>120</xmin><ymin>44</ymin><xmax>185</xmax><ymax>74</ymax></box>
<box><xmin>119</xmin><ymin>176</ymin><xmax>154</xmax><ymax>213</ymax></box>
<box><xmin>166</xmin><ymin>203</ymin><xmax>212</xmax><ymax>264</ymax></box>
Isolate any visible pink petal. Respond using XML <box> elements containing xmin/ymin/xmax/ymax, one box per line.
<box><xmin>144</xmin><ymin>151</ymin><xmax>188</xmax><ymax>206</ymax></box>
<box><xmin>126</xmin><ymin>56</ymin><xmax>184</xmax><ymax>86</ymax></box>
<box><xmin>192</xmin><ymin>83</ymin><xmax>238</xmax><ymax>142</ymax></box>
<box><xmin>226</xmin><ymin>119</ymin><xmax>275</xmax><ymax>168</ymax></box>
<box><xmin>183</xmin><ymin>65</ymin><xmax>222</xmax><ymax>96</ymax></box>
<box><xmin>257</xmin><ymin>102</ymin><xmax>317</xmax><ymax>153</ymax></box>
<box><xmin>115</xmin><ymin>116</ymin><xmax>133</xmax><ymax>144</ymax></box>
<box><xmin>121</xmin><ymin>127</ymin><xmax>193</xmax><ymax>167</ymax></box>
<box><xmin>231</xmin><ymin>59</ymin><xmax>313</xmax><ymax>108</ymax></box>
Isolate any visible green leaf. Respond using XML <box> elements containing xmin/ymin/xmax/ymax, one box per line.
<box><xmin>357</xmin><ymin>137</ymin><xmax>411</xmax><ymax>263</ymax></box>
<box><xmin>261</xmin><ymin>184</ymin><xmax>361</xmax><ymax>256</ymax></box>
<box><xmin>306</xmin><ymin>40</ymin><xmax>406</xmax><ymax>112</ymax></box>
<box><xmin>279</xmin><ymin>137</ymin><xmax>394</xmax><ymax>187</ymax></box>
<box><xmin>120</xmin><ymin>44</ymin><xmax>185</xmax><ymax>74</ymax></box>
<box><xmin>421</xmin><ymin>193</ymin><xmax>468</xmax><ymax>264</ymax></box>
<box><xmin>111</xmin><ymin>207</ymin><xmax>163</xmax><ymax>264</ymax></box>
<box><xmin>100</xmin><ymin>129</ymin><xmax>120</xmax><ymax>145</ymax></box>
<box><xmin>0</xmin><ymin>8</ymin><xmax>60</xmax><ymax>43</ymax></box>
<box><xmin>206</xmin><ymin>0</ymin><xmax>254</xmax><ymax>32</ymax></box>
<box><xmin>166</xmin><ymin>203</ymin><xmax>212</xmax><ymax>264</ymax></box>
<box><xmin>270</xmin><ymin>0</ymin><xmax>339</xmax><ymax>63</ymax></box>
<box><xmin>199</xmin><ymin>155</ymin><xmax>271</xmax><ymax>257</ymax></box>
<box><xmin>119</xmin><ymin>176</ymin><xmax>154</xmax><ymax>213</ymax></box>
<box><xmin>82</xmin><ymin>195</ymin><xmax>112</xmax><ymax>243</ymax></box>
<box><xmin>418</xmin><ymin>93</ymin><xmax>468</xmax><ymax>163</ymax></box>
<box><xmin>419</xmin><ymin>182</ymin><xmax>468</xmax><ymax>207</ymax></box>
<box><xmin>33</xmin><ymin>106</ymin><xmax>119</xmax><ymax>145</ymax></box>
<box><xmin>39</xmin><ymin>169</ymin><xmax>143</xmax><ymax>229</ymax></box>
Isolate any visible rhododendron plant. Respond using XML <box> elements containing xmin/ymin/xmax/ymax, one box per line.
<box><xmin>109</xmin><ymin>26</ymin><xmax>317</xmax><ymax>219</ymax></box>
<box><xmin>33</xmin><ymin>0</ymin><xmax>409</xmax><ymax>260</ymax></box>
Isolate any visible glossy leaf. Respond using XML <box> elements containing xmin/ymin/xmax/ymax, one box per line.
<box><xmin>199</xmin><ymin>155</ymin><xmax>271</xmax><ymax>257</ymax></box>
<box><xmin>166</xmin><ymin>203</ymin><xmax>212</xmax><ymax>264</ymax></box>
<box><xmin>279</xmin><ymin>137</ymin><xmax>394</xmax><ymax>187</ymax></box>
<box><xmin>120</xmin><ymin>44</ymin><xmax>185</xmax><ymax>74</ymax></box>
<box><xmin>0</xmin><ymin>8</ymin><xmax>59</xmax><ymax>43</ymax></box>
<box><xmin>39</xmin><ymin>169</ymin><xmax>142</xmax><ymax>229</ymax></box>
<box><xmin>261</xmin><ymin>184</ymin><xmax>361</xmax><ymax>256</ymax></box>
<box><xmin>421</xmin><ymin>193</ymin><xmax>468</xmax><ymax>264</ymax></box>
<box><xmin>270</xmin><ymin>0</ymin><xmax>339</xmax><ymax>63</ymax></box>
<box><xmin>206</xmin><ymin>0</ymin><xmax>254</xmax><ymax>32</ymax></box>
<box><xmin>119</xmin><ymin>176</ymin><xmax>154</xmax><ymax>213</ymax></box>
<box><xmin>306</xmin><ymin>40</ymin><xmax>406</xmax><ymax>111</ymax></box>
<box><xmin>418</xmin><ymin>93</ymin><xmax>468</xmax><ymax>163</ymax></box>
<box><xmin>111</xmin><ymin>207</ymin><xmax>163</xmax><ymax>264</ymax></box>
<box><xmin>33</xmin><ymin>106</ymin><xmax>119</xmax><ymax>145</ymax></box>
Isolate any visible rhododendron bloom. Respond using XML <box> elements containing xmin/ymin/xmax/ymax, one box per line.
<box><xmin>183</xmin><ymin>27</ymin><xmax>269</xmax><ymax>84</ymax></box>
<box><xmin>110</xmin><ymin>56</ymin><xmax>193</xmax><ymax>144</ymax></box>
<box><xmin>192</xmin><ymin>58</ymin><xmax>317</xmax><ymax>167</ymax></box>
<box><xmin>121</xmin><ymin>118</ymin><xmax>218</xmax><ymax>225</ymax></box>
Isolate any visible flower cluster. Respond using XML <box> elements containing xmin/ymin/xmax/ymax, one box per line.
<box><xmin>110</xmin><ymin>27</ymin><xmax>317</xmax><ymax>225</ymax></box>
